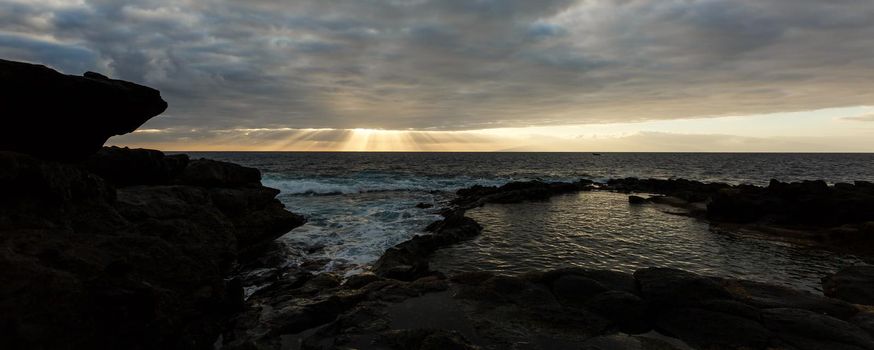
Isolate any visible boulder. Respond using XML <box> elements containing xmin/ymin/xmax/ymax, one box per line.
<box><xmin>540</xmin><ymin>268</ymin><xmax>639</xmax><ymax>294</ymax></box>
<box><xmin>0</xmin><ymin>59</ymin><xmax>168</xmax><ymax>161</ymax></box>
<box><xmin>823</xmin><ymin>266</ymin><xmax>874</xmax><ymax>306</ymax></box>
<box><xmin>762</xmin><ymin>308</ymin><xmax>874</xmax><ymax>350</ymax></box>
<box><xmin>550</xmin><ymin>274</ymin><xmax>610</xmax><ymax>304</ymax></box>
<box><xmin>655</xmin><ymin>307</ymin><xmax>774</xmax><ymax>349</ymax></box>
<box><xmin>721</xmin><ymin>278</ymin><xmax>858</xmax><ymax>320</ymax></box>
<box><xmin>634</xmin><ymin>268</ymin><xmax>733</xmax><ymax>308</ymax></box>
<box><xmin>628</xmin><ymin>195</ymin><xmax>649</xmax><ymax>204</ymax></box>
<box><xmin>585</xmin><ymin>291</ymin><xmax>650</xmax><ymax>334</ymax></box>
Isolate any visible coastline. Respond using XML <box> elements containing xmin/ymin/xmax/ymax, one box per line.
<box><xmin>3</xmin><ymin>58</ymin><xmax>874</xmax><ymax>350</ymax></box>
<box><xmin>220</xmin><ymin>177</ymin><xmax>874</xmax><ymax>349</ymax></box>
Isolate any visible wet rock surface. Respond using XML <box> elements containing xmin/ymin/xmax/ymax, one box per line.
<box><xmin>277</xmin><ymin>179</ymin><xmax>874</xmax><ymax>350</ymax></box>
<box><xmin>223</xmin><ymin>264</ymin><xmax>874</xmax><ymax>350</ymax></box>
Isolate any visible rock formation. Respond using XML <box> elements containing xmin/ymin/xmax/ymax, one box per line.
<box><xmin>0</xmin><ymin>59</ymin><xmax>304</xmax><ymax>349</ymax></box>
<box><xmin>0</xmin><ymin>59</ymin><xmax>168</xmax><ymax>161</ymax></box>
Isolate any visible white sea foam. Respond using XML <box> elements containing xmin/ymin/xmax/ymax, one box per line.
<box><xmin>262</xmin><ymin>175</ymin><xmax>516</xmax><ymax>196</ymax></box>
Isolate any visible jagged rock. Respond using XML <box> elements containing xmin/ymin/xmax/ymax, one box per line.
<box><xmin>0</xmin><ymin>59</ymin><xmax>168</xmax><ymax>161</ymax></box>
<box><xmin>84</xmin><ymin>146</ymin><xmax>188</xmax><ymax>186</ymax></box>
<box><xmin>823</xmin><ymin>266</ymin><xmax>874</xmax><ymax>306</ymax></box>
<box><xmin>708</xmin><ymin>179</ymin><xmax>874</xmax><ymax>228</ymax></box>
<box><xmin>374</xmin><ymin>212</ymin><xmax>482</xmax><ymax>280</ymax></box>
<box><xmin>452</xmin><ymin>180</ymin><xmax>595</xmax><ymax>208</ymax></box>
<box><xmin>0</xmin><ymin>150</ymin><xmax>304</xmax><ymax>349</ymax></box>
<box><xmin>179</xmin><ymin>159</ymin><xmax>262</xmax><ymax>187</ymax></box>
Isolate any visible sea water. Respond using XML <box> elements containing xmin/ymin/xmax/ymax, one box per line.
<box><xmin>185</xmin><ymin>152</ymin><xmax>873</xmax><ymax>290</ymax></box>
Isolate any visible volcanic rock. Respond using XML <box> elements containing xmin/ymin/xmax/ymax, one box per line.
<box><xmin>0</xmin><ymin>59</ymin><xmax>168</xmax><ymax>160</ymax></box>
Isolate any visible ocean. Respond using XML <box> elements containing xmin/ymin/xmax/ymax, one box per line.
<box><xmin>185</xmin><ymin>152</ymin><xmax>874</xmax><ymax>292</ymax></box>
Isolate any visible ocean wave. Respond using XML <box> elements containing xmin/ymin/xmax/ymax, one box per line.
<box><xmin>262</xmin><ymin>175</ymin><xmax>518</xmax><ymax>196</ymax></box>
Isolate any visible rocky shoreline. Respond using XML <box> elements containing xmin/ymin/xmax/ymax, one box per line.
<box><xmin>4</xmin><ymin>58</ymin><xmax>874</xmax><ymax>349</ymax></box>
<box><xmin>219</xmin><ymin>178</ymin><xmax>874</xmax><ymax>349</ymax></box>
<box><xmin>0</xmin><ymin>148</ymin><xmax>305</xmax><ymax>349</ymax></box>
<box><xmin>0</xmin><ymin>60</ymin><xmax>305</xmax><ymax>349</ymax></box>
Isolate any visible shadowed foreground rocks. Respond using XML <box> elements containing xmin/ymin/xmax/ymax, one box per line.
<box><xmin>0</xmin><ymin>59</ymin><xmax>304</xmax><ymax>349</ymax></box>
<box><xmin>222</xmin><ymin>266</ymin><xmax>874</xmax><ymax>350</ymax></box>
<box><xmin>0</xmin><ymin>148</ymin><xmax>305</xmax><ymax>349</ymax></box>
<box><xmin>0</xmin><ymin>59</ymin><xmax>168</xmax><ymax>161</ymax></box>
<box><xmin>824</xmin><ymin>266</ymin><xmax>874</xmax><ymax>306</ymax></box>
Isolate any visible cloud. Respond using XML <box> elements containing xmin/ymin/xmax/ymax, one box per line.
<box><xmin>843</xmin><ymin>114</ymin><xmax>874</xmax><ymax>122</ymax></box>
<box><xmin>2</xmin><ymin>0</ymin><xmax>874</xmax><ymax>135</ymax></box>
<box><xmin>111</xmin><ymin>123</ymin><xmax>874</xmax><ymax>152</ymax></box>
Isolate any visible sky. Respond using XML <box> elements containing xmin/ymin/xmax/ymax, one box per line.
<box><xmin>2</xmin><ymin>0</ymin><xmax>874</xmax><ymax>151</ymax></box>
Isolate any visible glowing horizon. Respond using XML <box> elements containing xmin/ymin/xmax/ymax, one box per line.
<box><xmin>110</xmin><ymin>106</ymin><xmax>874</xmax><ymax>152</ymax></box>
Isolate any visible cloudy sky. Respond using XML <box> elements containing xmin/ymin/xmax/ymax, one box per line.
<box><xmin>2</xmin><ymin>0</ymin><xmax>874</xmax><ymax>151</ymax></box>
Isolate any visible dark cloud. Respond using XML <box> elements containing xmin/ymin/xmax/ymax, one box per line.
<box><xmin>2</xmin><ymin>0</ymin><xmax>874</xmax><ymax>134</ymax></box>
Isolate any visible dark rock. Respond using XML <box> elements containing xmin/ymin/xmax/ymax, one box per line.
<box><xmin>609</xmin><ymin>177</ymin><xmax>874</xmax><ymax>249</ymax></box>
<box><xmin>628</xmin><ymin>195</ymin><xmax>649</xmax><ymax>204</ymax></box>
<box><xmin>452</xmin><ymin>180</ymin><xmax>594</xmax><ymax>208</ymax></box>
<box><xmin>376</xmin><ymin>329</ymin><xmax>479</xmax><ymax>350</ymax></box>
<box><xmin>0</xmin><ymin>150</ymin><xmax>304</xmax><ymax>349</ymax></box>
<box><xmin>585</xmin><ymin>291</ymin><xmax>650</xmax><ymax>334</ymax></box>
<box><xmin>655</xmin><ymin>307</ymin><xmax>774</xmax><ymax>349</ymax></box>
<box><xmin>0</xmin><ymin>59</ymin><xmax>168</xmax><ymax>161</ymax></box>
<box><xmin>415</xmin><ymin>202</ymin><xmax>434</xmax><ymax>209</ymax></box>
<box><xmin>823</xmin><ymin>266</ymin><xmax>874</xmax><ymax>306</ymax></box>
<box><xmin>721</xmin><ymin>278</ymin><xmax>858</xmax><ymax>320</ymax></box>
<box><xmin>375</xmin><ymin>212</ymin><xmax>482</xmax><ymax>280</ymax></box>
<box><xmin>851</xmin><ymin>312</ymin><xmax>874</xmax><ymax>338</ymax></box>
<box><xmin>708</xmin><ymin>179</ymin><xmax>874</xmax><ymax>228</ymax></box>
<box><xmin>606</xmin><ymin>177</ymin><xmax>730</xmax><ymax>203</ymax></box>
<box><xmin>762</xmin><ymin>308</ymin><xmax>874</xmax><ymax>350</ymax></box>
<box><xmin>539</xmin><ymin>268</ymin><xmax>638</xmax><ymax>294</ymax></box>
<box><xmin>634</xmin><ymin>268</ymin><xmax>732</xmax><ymax>308</ymax></box>
<box><xmin>179</xmin><ymin>158</ymin><xmax>262</xmax><ymax>187</ymax></box>
<box><xmin>580</xmin><ymin>334</ymin><xmax>686</xmax><ymax>350</ymax></box>
<box><xmin>83</xmin><ymin>146</ymin><xmax>188</xmax><ymax>187</ymax></box>
<box><xmin>550</xmin><ymin>275</ymin><xmax>610</xmax><ymax>304</ymax></box>
<box><xmin>343</xmin><ymin>273</ymin><xmax>384</xmax><ymax>290</ymax></box>
<box><xmin>693</xmin><ymin>299</ymin><xmax>762</xmax><ymax>322</ymax></box>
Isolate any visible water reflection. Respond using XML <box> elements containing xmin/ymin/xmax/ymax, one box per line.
<box><xmin>430</xmin><ymin>192</ymin><xmax>861</xmax><ymax>293</ymax></box>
